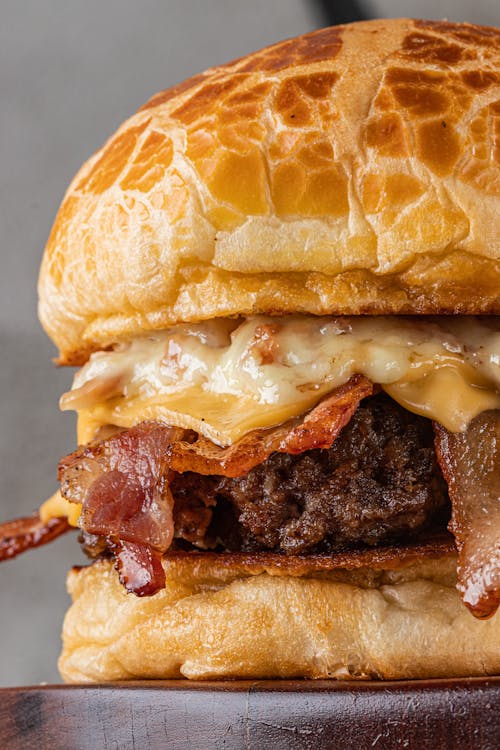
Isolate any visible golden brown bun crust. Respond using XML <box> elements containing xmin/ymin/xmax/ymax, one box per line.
<box><xmin>59</xmin><ymin>552</ymin><xmax>500</xmax><ymax>682</ymax></box>
<box><xmin>39</xmin><ymin>19</ymin><xmax>500</xmax><ymax>363</ymax></box>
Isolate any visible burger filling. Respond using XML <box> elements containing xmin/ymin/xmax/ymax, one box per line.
<box><xmin>1</xmin><ymin>315</ymin><xmax>499</xmax><ymax>619</ymax></box>
<box><xmin>61</xmin><ymin>315</ymin><xmax>500</xmax><ymax>445</ymax></box>
<box><xmin>170</xmin><ymin>393</ymin><xmax>448</xmax><ymax>554</ymax></box>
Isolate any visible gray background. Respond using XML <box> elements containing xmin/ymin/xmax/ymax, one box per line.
<box><xmin>1</xmin><ymin>0</ymin><xmax>498</xmax><ymax>687</ymax></box>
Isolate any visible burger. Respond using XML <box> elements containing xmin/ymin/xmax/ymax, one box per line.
<box><xmin>0</xmin><ymin>18</ymin><xmax>499</xmax><ymax>683</ymax></box>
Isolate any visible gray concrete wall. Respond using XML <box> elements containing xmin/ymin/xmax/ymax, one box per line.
<box><xmin>1</xmin><ymin>0</ymin><xmax>497</xmax><ymax>687</ymax></box>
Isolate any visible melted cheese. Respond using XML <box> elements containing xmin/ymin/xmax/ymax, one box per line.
<box><xmin>60</xmin><ymin>315</ymin><xmax>500</xmax><ymax>446</ymax></box>
<box><xmin>40</xmin><ymin>490</ymin><xmax>81</xmax><ymax>527</ymax></box>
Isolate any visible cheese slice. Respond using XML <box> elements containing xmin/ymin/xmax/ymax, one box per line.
<box><xmin>384</xmin><ymin>367</ymin><xmax>500</xmax><ymax>432</ymax></box>
<box><xmin>77</xmin><ymin>389</ymin><xmax>327</xmax><ymax>445</ymax></box>
<box><xmin>40</xmin><ymin>490</ymin><xmax>81</xmax><ymax>527</ymax></box>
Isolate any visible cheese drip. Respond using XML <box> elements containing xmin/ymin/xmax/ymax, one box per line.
<box><xmin>60</xmin><ymin>316</ymin><xmax>500</xmax><ymax>446</ymax></box>
<box><xmin>40</xmin><ymin>490</ymin><xmax>80</xmax><ymax>528</ymax></box>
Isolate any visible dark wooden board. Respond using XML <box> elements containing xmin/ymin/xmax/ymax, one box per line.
<box><xmin>1</xmin><ymin>678</ymin><xmax>499</xmax><ymax>750</ymax></box>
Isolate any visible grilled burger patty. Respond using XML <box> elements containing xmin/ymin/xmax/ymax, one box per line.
<box><xmin>82</xmin><ymin>395</ymin><xmax>449</xmax><ymax>559</ymax></box>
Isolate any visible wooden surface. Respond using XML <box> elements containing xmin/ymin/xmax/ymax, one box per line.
<box><xmin>0</xmin><ymin>678</ymin><xmax>499</xmax><ymax>749</ymax></box>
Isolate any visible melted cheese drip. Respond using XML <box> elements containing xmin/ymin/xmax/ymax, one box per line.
<box><xmin>60</xmin><ymin>316</ymin><xmax>500</xmax><ymax>446</ymax></box>
<box><xmin>40</xmin><ymin>490</ymin><xmax>80</xmax><ymax>527</ymax></box>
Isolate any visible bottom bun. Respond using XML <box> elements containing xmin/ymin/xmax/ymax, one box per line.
<box><xmin>59</xmin><ymin>552</ymin><xmax>500</xmax><ymax>683</ymax></box>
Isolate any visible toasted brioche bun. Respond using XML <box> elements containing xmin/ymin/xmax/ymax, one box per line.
<box><xmin>59</xmin><ymin>549</ymin><xmax>500</xmax><ymax>682</ymax></box>
<box><xmin>38</xmin><ymin>18</ymin><xmax>500</xmax><ymax>364</ymax></box>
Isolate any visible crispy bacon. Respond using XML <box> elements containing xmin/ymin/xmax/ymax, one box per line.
<box><xmin>169</xmin><ymin>375</ymin><xmax>373</xmax><ymax>477</ymax></box>
<box><xmin>59</xmin><ymin>423</ymin><xmax>183</xmax><ymax>595</ymax></box>
<box><xmin>434</xmin><ymin>411</ymin><xmax>500</xmax><ymax>619</ymax></box>
<box><xmin>249</xmin><ymin>323</ymin><xmax>282</xmax><ymax>365</ymax></box>
<box><xmin>59</xmin><ymin>423</ymin><xmax>181</xmax><ymax>549</ymax></box>
<box><xmin>113</xmin><ymin>540</ymin><xmax>166</xmax><ymax>597</ymax></box>
<box><xmin>0</xmin><ymin>514</ymin><xmax>71</xmax><ymax>562</ymax></box>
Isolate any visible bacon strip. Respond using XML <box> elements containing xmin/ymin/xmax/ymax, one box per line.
<box><xmin>59</xmin><ymin>424</ymin><xmax>184</xmax><ymax>595</ymax></box>
<box><xmin>434</xmin><ymin>411</ymin><xmax>500</xmax><ymax>619</ymax></box>
<box><xmin>113</xmin><ymin>540</ymin><xmax>166</xmax><ymax>597</ymax></box>
<box><xmin>59</xmin><ymin>423</ymin><xmax>181</xmax><ymax>549</ymax></box>
<box><xmin>170</xmin><ymin>375</ymin><xmax>373</xmax><ymax>477</ymax></box>
<box><xmin>0</xmin><ymin>514</ymin><xmax>70</xmax><ymax>562</ymax></box>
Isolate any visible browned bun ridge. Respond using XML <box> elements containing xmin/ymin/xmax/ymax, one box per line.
<box><xmin>59</xmin><ymin>544</ymin><xmax>500</xmax><ymax>682</ymax></box>
<box><xmin>38</xmin><ymin>18</ymin><xmax>500</xmax><ymax>364</ymax></box>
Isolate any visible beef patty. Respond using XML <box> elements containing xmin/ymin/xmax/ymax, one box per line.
<box><xmin>82</xmin><ymin>394</ymin><xmax>449</xmax><ymax>559</ymax></box>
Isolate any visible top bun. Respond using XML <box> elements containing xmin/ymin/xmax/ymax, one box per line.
<box><xmin>39</xmin><ymin>19</ymin><xmax>500</xmax><ymax>364</ymax></box>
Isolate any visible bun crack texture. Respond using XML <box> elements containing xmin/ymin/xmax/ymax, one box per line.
<box><xmin>38</xmin><ymin>18</ymin><xmax>500</xmax><ymax>363</ymax></box>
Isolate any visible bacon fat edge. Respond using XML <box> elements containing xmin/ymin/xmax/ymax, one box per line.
<box><xmin>434</xmin><ymin>411</ymin><xmax>500</xmax><ymax>619</ymax></box>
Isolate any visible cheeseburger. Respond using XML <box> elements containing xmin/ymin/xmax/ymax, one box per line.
<box><xmin>0</xmin><ymin>18</ymin><xmax>499</xmax><ymax>682</ymax></box>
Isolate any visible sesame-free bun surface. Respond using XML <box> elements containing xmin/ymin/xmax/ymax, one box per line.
<box><xmin>59</xmin><ymin>551</ymin><xmax>500</xmax><ymax>682</ymax></box>
<box><xmin>39</xmin><ymin>19</ymin><xmax>500</xmax><ymax>364</ymax></box>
